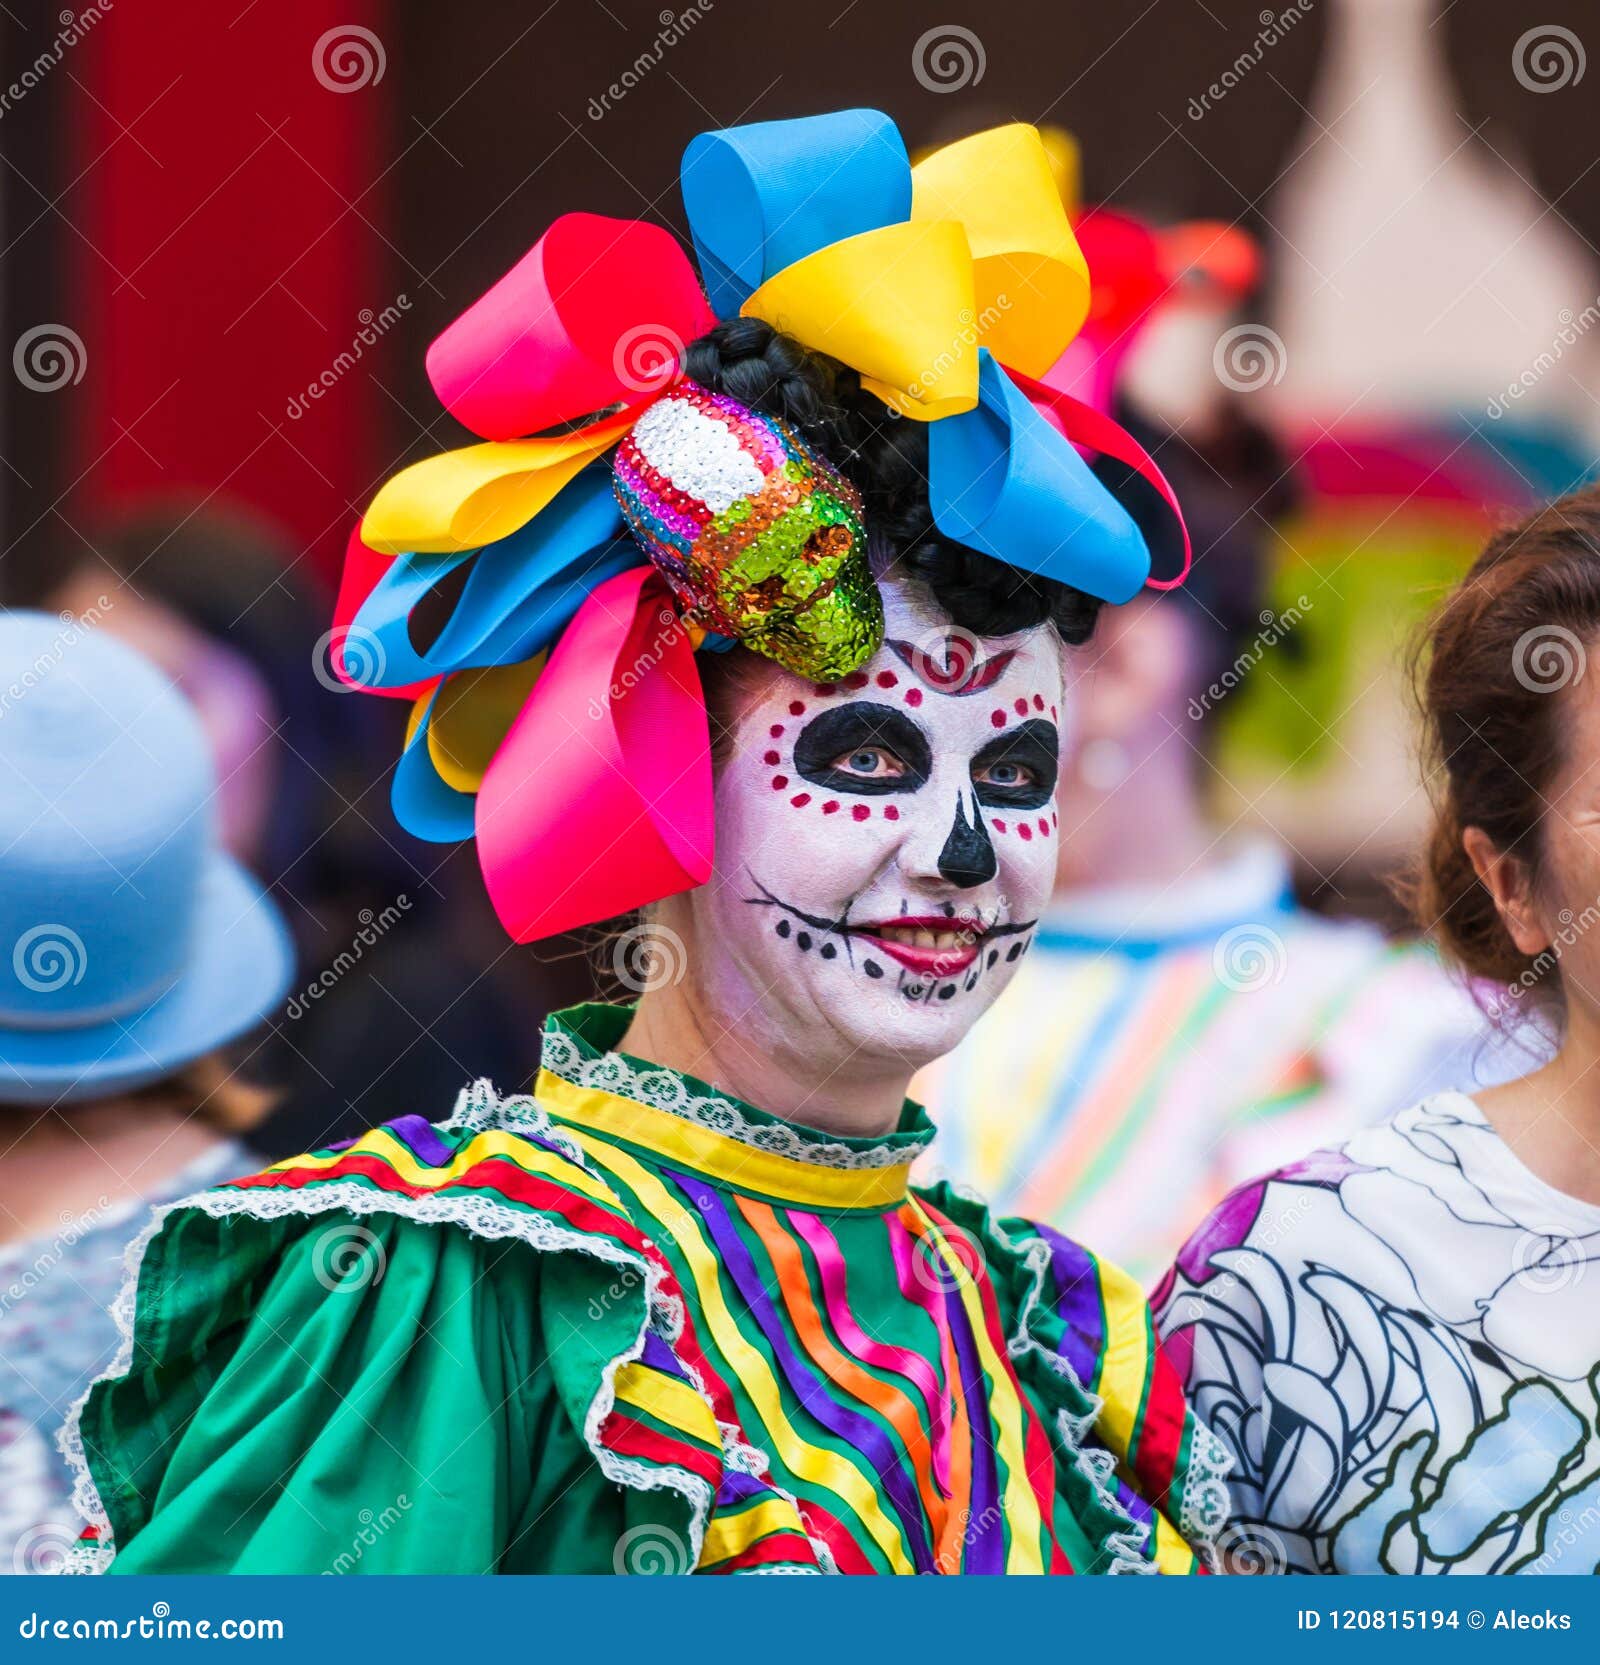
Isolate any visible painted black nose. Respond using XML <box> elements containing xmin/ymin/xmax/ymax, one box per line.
<box><xmin>937</xmin><ymin>796</ymin><xmax>997</xmax><ymax>888</ymax></box>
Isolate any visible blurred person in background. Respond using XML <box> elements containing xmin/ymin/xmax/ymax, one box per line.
<box><xmin>0</xmin><ymin>612</ymin><xmax>291</xmax><ymax>1573</ymax></box>
<box><xmin>1157</xmin><ymin>490</ymin><xmax>1600</xmax><ymax>1574</ymax></box>
<box><xmin>44</xmin><ymin>507</ymin><xmax>545</xmax><ymax>1153</ymax></box>
<box><xmin>916</xmin><ymin>400</ymin><xmax>1499</xmax><ymax>1286</ymax></box>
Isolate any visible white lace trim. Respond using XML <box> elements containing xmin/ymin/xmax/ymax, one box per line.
<box><xmin>976</xmin><ymin>1195</ymin><xmax>1231</xmax><ymax>1575</ymax></box>
<box><xmin>539</xmin><ymin>1026</ymin><xmax>933</xmax><ymax>1172</ymax></box>
<box><xmin>55</xmin><ymin>1083</ymin><xmax>840</xmax><ymax>1576</ymax></box>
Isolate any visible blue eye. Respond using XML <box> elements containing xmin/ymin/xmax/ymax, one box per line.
<box><xmin>832</xmin><ymin>747</ymin><xmax>905</xmax><ymax>779</ymax></box>
<box><xmin>975</xmin><ymin>760</ymin><xmax>1035</xmax><ymax>789</ymax></box>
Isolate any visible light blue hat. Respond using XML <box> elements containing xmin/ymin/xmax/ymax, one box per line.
<box><xmin>0</xmin><ymin>610</ymin><xmax>294</xmax><ymax>1103</ymax></box>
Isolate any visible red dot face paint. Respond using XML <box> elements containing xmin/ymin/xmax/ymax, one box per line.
<box><xmin>822</xmin><ymin>800</ymin><xmax>840</xmax><ymax>814</ymax></box>
<box><xmin>770</xmin><ymin>724</ymin><xmax>784</xmax><ymax>739</ymax></box>
<box><xmin>1037</xmin><ymin>817</ymin><xmax>1050</xmax><ymax>836</ymax></box>
<box><xmin>1014</xmin><ymin>698</ymin><xmax>1029</xmax><ymax>716</ymax></box>
<box><xmin>883</xmin><ymin>805</ymin><xmax>899</xmax><ymax>821</ymax></box>
<box><xmin>993</xmin><ymin>819</ymin><xmax>1007</xmax><ymax>834</ymax></box>
<box><xmin>791</xmin><ymin>793</ymin><xmax>811</xmax><ymax>807</ymax></box>
<box><xmin>1033</xmin><ymin>694</ymin><xmax>1045</xmax><ymax>711</ymax></box>
<box><xmin>764</xmin><ymin>750</ymin><xmax>780</xmax><ymax>765</ymax></box>
<box><xmin>844</xmin><ymin>671</ymin><xmax>870</xmax><ymax>691</ymax></box>
<box><xmin>771</xmin><ymin>775</ymin><xmax>789</xmax><ymax>790</ymax></box>
<box><xmin>905</xmin><ymin>687</ymin><xmax>923</xmax><ymax>708</ymax></box>
<box><xmin>1019</xmin><ymin>823</ymin><xmax>1033</xmax><ymax>841</ymax></box>
<box><xmin>851</xmin><ymin>804</ymin><xmax>870</xmax><ymax>822</ymax></box>
<box><xmin>789</xmin><ymin>701</ymin><xmax>806</xmax><ymax>716</ymax></box>
<box><xmin>990</xmin><ymin>710</ymin><xmax>1006</xmax><ymax>728</ymax></box>
<box><xmin>876</xmin><ymin>670</ymin><xmax>897</xmax><ymax>688</ymax></box>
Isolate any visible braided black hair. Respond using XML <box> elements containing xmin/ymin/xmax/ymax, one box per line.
<box><xmin>682</xmin><ymin>319</ymin><xmax>1104</xmax><ymax>646</ymax></box>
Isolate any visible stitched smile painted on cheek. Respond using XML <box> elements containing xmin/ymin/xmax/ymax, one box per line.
<box><xmin>736</xmin><ymin>635</ymin><xmax>1062</xmax><ymax>1009</ymax></box>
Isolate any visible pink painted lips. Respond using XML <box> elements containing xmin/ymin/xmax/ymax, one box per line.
<box><xmin>853</xmin><ymin>915</ymin><xmax>988</xmax><ymax>976</ymax></box>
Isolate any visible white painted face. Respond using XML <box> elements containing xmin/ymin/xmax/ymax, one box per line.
<box><xmin>685</xmin><ymin>583</ymin><xmax>1066</xmax><ymax>1071</ymax></box>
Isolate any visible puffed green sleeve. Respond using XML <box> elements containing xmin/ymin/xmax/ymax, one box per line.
<box><xmin>77</xmin><ymin>1205</ymin><xmax>622</xmax><ymax>1574</ymax></box>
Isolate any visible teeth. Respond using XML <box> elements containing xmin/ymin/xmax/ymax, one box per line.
<box><xmin>876</xmin><ymin>925</ymin><xmax>976</xmax><ymax>951</ymax></box>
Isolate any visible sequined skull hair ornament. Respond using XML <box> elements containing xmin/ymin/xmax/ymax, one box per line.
<box><xmin>328</xmin><ymin>108</ymin><xmax>1194</xmax><ymax>944</ymax></box>
<box><xmin>612</xmin><ymin>379</ymin><xmax>881</xmax><ymax>682</ymax></box>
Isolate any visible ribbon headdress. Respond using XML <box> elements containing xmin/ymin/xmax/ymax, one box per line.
<box><xmin>332</xmin><ymin>109</ymin><xmax>1191</xmax><ymax>942</ymax></box>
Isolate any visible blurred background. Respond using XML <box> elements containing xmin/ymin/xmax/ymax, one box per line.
<box><xmin>3</xmin><ymin>0</ymin><xmax>1600</xmax><ymax>1148</ymax></box>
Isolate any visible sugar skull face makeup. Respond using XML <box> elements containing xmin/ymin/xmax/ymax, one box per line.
<box><xmin>681</xmin><ymin>583</ymin><xmax>1066</xmax><ymax>1071</ymax></box>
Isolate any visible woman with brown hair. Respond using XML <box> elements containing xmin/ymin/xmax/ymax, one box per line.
<box><xmin>1156</xmin><ymin>488</ymin><xmax>1600</xmax><ymax>1575</ymax></box>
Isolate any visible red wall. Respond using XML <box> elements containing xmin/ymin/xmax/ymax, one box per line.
<box><xmin>70</xmin><ymin>1</ymin><xmax>389</xmax><ymax>578</ymax></box>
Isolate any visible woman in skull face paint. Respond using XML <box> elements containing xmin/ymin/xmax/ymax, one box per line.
<box><xmin>63</xmin><ymin>121</ymin><xmax>1228</xmax><ymax>1576</ymax></box>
